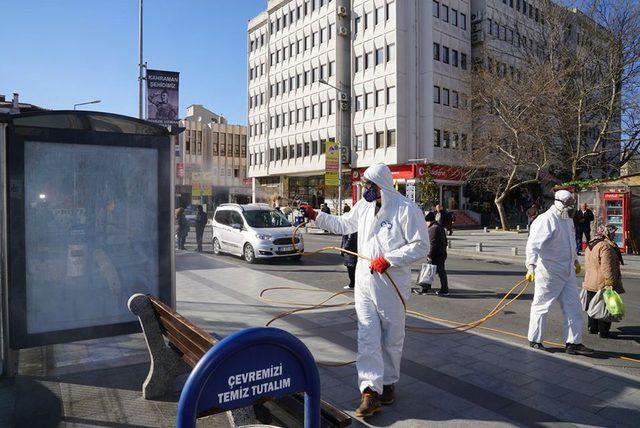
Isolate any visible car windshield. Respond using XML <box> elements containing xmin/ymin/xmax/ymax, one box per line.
<box><xmin>243</xmin><ymin>210</ymin><xmax>291</xmax><ymax>228</ymax></box>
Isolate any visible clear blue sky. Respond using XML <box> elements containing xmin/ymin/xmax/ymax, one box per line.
<box><xmin>1</xmin><ymin>0</ymin><xmax>266</xmax><ymax>124</ymax></box>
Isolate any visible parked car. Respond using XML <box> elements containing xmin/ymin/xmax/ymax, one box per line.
<box><xmin>211</xmin><ymin>203</ymin><xmax>303</xmax><ymax>263</ymax></box>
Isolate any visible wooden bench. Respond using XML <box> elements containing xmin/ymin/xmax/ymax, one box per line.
<box><xmin>128</xmin><ymin>293</ymin><xmax>351</xmax><ymax>427</ymax></box>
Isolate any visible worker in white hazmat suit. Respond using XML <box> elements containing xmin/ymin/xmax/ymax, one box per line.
<box><xmin>301</xmin><ymin>163</ymin><xmax>429</xmax><ymax>418</ymax></box>
<box><xmin>525</xmin><ymin>189</ymin><xmax>594</xmax><ymax>356</ymax></box>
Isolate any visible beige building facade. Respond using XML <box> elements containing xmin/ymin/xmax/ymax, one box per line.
<box><xmin>176</xmin><ymin>105</ymin><xmax>249</xmax><ymax>208</ymax></box>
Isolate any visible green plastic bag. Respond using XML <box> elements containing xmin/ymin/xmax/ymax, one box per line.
<box><xmin>603</xmin><ymin>287</ymin><xmax>625</xmax><ymax>317</ymax></box>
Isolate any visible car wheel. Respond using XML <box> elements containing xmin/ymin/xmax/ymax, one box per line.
<box><xmin>213</xmin><ymin>238</ymin><xmax>221</xmax><ymax>255</ymax></box>
<box><xmin>244</xmin><ymin>243</ymin><xmax>256</xmax><ymax>264</ymax></box>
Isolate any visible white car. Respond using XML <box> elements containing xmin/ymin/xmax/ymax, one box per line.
<box><xmin>211</xmin><ymin>203</ymin><xmax>303</xmax><ymax>263</ymax></box>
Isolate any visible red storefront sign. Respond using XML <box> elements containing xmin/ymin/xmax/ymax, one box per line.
<box><xmin>351</xmin><ymin>164</ymin><xmax>466</xmax><ymax>182</ymax></box>
<box><xmin>176</xmin><ymin>162</ymin><xmax>185</xmax><ymax>178</ymax></box>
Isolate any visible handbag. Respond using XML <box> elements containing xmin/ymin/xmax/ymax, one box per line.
<box><xmin>417</xmin><ymin>263</ymin><xmax>437</xmax><ymax>286</ymax></box>
<box><xmin>587</xmin><ymin>289</ymin><xmax>623</xmax><ymax>323</ymax></box>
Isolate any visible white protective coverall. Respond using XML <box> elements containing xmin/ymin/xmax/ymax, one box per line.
<box><xmin>526</xmin><ymin>190</ymin><xmax>583</xmax><ymax>344</ymax></box>
<box><xmin>315</xmin><ymin>163</ymin><xmax>429</xmax><ymax>393</ymax></box>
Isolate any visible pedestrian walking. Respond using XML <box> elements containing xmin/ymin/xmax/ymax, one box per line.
<box><xmin>525</xmin><ymin>189</ymin><xmax>594</xmax><ymax>356</ymax></box>
<box><xmin>582</xmin><ymin>224</ymin><xmax>625</xmax><ymax>339</ymax></box>
<box><xmin>341</xmin><ymin>205</ymin><xmax>358</xmax><ymax>290</ymax></box>
<box><xmin>301</xmin><ymin>163</ymin><xmax>429</xmax><ymax>417</ymax></box>
<box><xmin>414</xmin><ymin>212</ymin><xmax>449</xmax><ymax>296</ymax></box>
<box><xmin>574</xmin><ymin>203</ymin><xmax>595</xmax><ymax>254</ymax></box>
<box><xmin>195</xmin><ymin>205</ymin><xmax>207</xmax><ymax>252</ymax></box>
<box><xmin>175</xmin><ymin>207</ymin><xmax>189</xmax><ymax>250</ymax></box>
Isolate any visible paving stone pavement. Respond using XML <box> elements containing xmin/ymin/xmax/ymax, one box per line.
<box><xmin>2</xmin><ymin>249</ymin><xmax>639</xmax><ymax>427</ymax></box>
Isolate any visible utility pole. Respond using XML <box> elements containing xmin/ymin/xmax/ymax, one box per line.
<box><xmin>138</xmin><ymin>0</ymin><xmax>144</xmax><ymax>119</ymax></box>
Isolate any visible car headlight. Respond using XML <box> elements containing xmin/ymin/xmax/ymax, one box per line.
<box><xmin>255</xmin><ymin>233</ymin><xmax>273</xmax><ymax>241</ymax></box>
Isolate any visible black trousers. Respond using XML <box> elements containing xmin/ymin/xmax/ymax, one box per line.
<box><xmin>346</xmin><ymin>265</ymin><xmax>356</xmax><ymax>287</ymax></box>
<box><xmin>576</xmin><ymin>225</ymin><xmax>591</xmax><ymax>251</ymax></box>
<box><xmin>196</xmin><ymin>226</ymin><xmax>205</xmax><ymax>251</ymax></box>
<box><xmin>585</xmin><ymin>290</ymin><xmax>611</xmax><ymax>335</ymax></box>
<box><xmin>423</xmin><ymin>261</ymin><xmax>448</xmax><ymax>293</ymax></box>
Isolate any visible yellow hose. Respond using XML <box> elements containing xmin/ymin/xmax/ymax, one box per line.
<box><xmin>259</xmin><ymin>220</ymin><xmax>640</xmax><ymax>365</ymax></box>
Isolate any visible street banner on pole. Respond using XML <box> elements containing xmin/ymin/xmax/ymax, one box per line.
<box><xmin>146</xmin><ymin>69</ymin><xmax>179</xmax><ymax>127</ymax></box>
<box><xmin>325</xmin><ymin>140</ymin><xmax>339</xmax><ymax>187</ymax></box>
<box><xmin>192</xmin><ymin>172</ymin><xmax>212</xmax><ymax>197</ymax></box>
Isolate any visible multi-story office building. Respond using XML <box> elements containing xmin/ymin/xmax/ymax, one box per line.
<box><xmin>247</xmin><ymin>0</ymin><xmax>472</xmax><ymax>210</ymax></box>
<box><xmin>247</xmin><ymin>0</ymin><xmax>616</xmax><ymax>215</ymax></box>
<box><xmin>176</xmin><ymin>104</ymin><xmax>249</xmax><ymax>208</ymax></box>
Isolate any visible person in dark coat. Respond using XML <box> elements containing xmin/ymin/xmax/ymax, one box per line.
<box><xmin>195</xmin><ymin>205</ymin><xmax>208</xmax><ymax>252</ymax></box>
<box><xmin>425</xmin><ymin>211</ymin><xmax>449</xmax><ymax>295</ymax></box>
<box><xmin>175</xmin><ymin>207</ymin><xmax>189</xmax><ymax>250</ymax></box>
<box><xmin>436</xmin><ymin>204</ymin><xmax>454</xmax><ymax>236</ymax></box>
<box><xmin>341</xmin><ymin>205</ymin><xmax>358</xmax><ymax>289</ymax></box>
<box><xmin>574</xmin><ymin>203</ymin><xmax>595</xmax><ymax>254</ymax></box>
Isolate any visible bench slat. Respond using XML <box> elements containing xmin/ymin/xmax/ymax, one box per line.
<box><xmin>158</xmin><ymin>313</ymin><xmax>213</xmax><ymax>357</ymax></box>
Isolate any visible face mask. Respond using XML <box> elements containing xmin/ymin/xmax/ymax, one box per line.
<box><xmin>554</xmin><ymin>198</ymin><xmax>576</xmax><ymax>218</ymax></box>
<box><xmin>363</xmin><ymin>185</ymin><xmax>380</xmax><ymax>202</ymax></box>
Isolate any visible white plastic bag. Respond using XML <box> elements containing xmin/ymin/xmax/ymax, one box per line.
<box><xmin>417</xmin><ymin>263</ymin><xmax>437</xmax><ymax>286</ymax></box>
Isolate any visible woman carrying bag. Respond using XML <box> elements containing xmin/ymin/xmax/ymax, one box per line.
<box><xmin>582</xmin><ymin>224</ymin><xmax>625</xmax><ymax>339</ymax></box>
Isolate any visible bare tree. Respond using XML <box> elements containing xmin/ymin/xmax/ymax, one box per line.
<box><xmin>467</xmin><ymin>63</ymin><xmax>557</xmax><ymax>230</ymax></box>
<box><xmin>536</xmin><ymin>0</ymin><xmax>640</xmax><ymax>179</ymax></box>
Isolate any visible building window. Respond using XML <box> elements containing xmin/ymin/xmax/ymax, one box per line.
<box><xmin>461</xmin><ymin>133</ymin><xmax>468</xmax><ymax>150</ymax></box>
<box><xmin>443</xmin><ymin>130</ymin><xmax>450</xmax><ymax>148</ymax></box>
<box><xmin>452</xmin><ymin>90</ymin><xmax>459</xmax><ymax>108</ymax></box>
<box><xmin>297</xmin><ymin>143</ymin><xmax>303</xmax><ymax>157</ymax></box>
<box><xmin>312</xmin><ymin>139</ymin><xmax>319</xmax><ymax>155</ymax></box>
<box><xmin>355</xmin><ymin>95</ymin><xmax>363</xmax><ymax>111</ymax></box>
<box><xmin>376</xmin><ymin>89</ymin><xmax>384</xmax><ymax>107</ymax></box>
<box><xmin>452</xmin><ymin>49</ymin><xmax>459</xmax><ymax>67</ymax></box>
<box><xmin>443</xmin><ymin>88</ymin><xmax>450</xmax><ymax>106</ymax></box>
<box><xmin>434</xmin><ymin>129</ymin><xmax>441</xmax><ymax>147</ymax></box>
<box><xmin>289</xmin><ymin>145</ymin><xmax>295</xmax><ymax>159</ymax></box>
<box><xmin>354</xmin><ymin>16</ymin><xmax>361</xmax><ymax>34</ymax></box>
<box><xmin>443</xmin><ymin>46</ymin><xmax>449</xmax><ymax>64</ymax></box>
<box><xmin>433</xmin><ymin>43</ymin><xmax>440</xmax><ymax>61</ymax></box>
<box><xmin>434</xmin><ymin>85</ymin><xmax>441</xmax><ymax>103</ymax></box>
<box><xmin>365</xmin><ymin>52</ymin><xmax>372</xmax><ymax>69</ymax></box>
<box><xmin>375</xmin><ymin>47</ymin><xmax>384</xmax><ymax>65</ymax></box>
<box><xmin>386</xmin><ymin>43</ymin><xmax>395</xmax><ymax>62</ymax></box>
<box><xmin>329</xmin><ymin>61</ymin><xmax>335</xmax><ymax>76</ymax></box>
<box><xmin>375</xmin><ymin>131</ymin><xmax>385</xmax><ymax>149</ymax></box>
<box><xmin>451</xmin><ymin>8</ymin><xmax>457</xmax><ymax>26</ymax></box>
<box><xmin>356</xmin><ymin>135</ymin><xmax>363</xmax><ymax>151</ymax></box>
<box><xmin>375</xmin><ymin>7</ymin><xmax>383</xmax><ymax>25</ymax></box>
<box><xmin>452</xmin><ymin>132</ymin><xmax>459</xmax><ymax>149</ymax></box>
<box><xmin>365</xmin><ymin>133</ymin><xmax>373</xmax><ymax>150</ymax></box>
<box><xmin>355</xmin><ymin>55</ymin><xmax>363</xmax><ymax>72</ymax></box>
<box><xmin>387</xmin><ymin>86</ymin><xmax>396</xmax><ymax>104</ymax></box>
<box><xmin>387</xmin><ymin>129</ymin><xmax>396</xmax><ymax>147</ymax></box>
<box><xmin>364</xmin><ymin>12</ymin><xmax>370</xmax><ymax>29</ymax></box>
<box><xmin>365</xmin><ymin>92</ymin><xmax>373</xmax><ymax>109</ymax></box>
<box><xmin>461</xmin><ymin>53</ymin><xmax>467</xmax><ymax>70</ymax></box>
<box><xmin>442</xmin><ymin>5</ymin><xmax>448</xmax><ymax>22</ymax></box>
<box><xmin>488</xmin><ymin>18</ymin><xmax>493</xmax><ymax>35</ymax></box>
<box><xmin>386</xmin><ymin>0</ymin><xmax>395</xmax><ymax>20</ymax></box>
<box><xmin>433</xmin><ymin>0</ymin><xmax>440</xmax><ymax>18</ymax></box>
<box><xmin>304</xmin><ymin>142</ymin><xmax>310</xmax><ymax>156</ymax></box>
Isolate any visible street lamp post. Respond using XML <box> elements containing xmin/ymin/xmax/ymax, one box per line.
<box><xmin>73</xmin><ymin>100</ymin><xmax>101</xmax><ymax>110</ymax></box>
<box><xmin>319</xmin><ymin>79</ymin><xmax>348</xmax><ymax>216</ymax></box>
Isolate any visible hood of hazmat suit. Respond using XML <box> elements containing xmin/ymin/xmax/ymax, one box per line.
<box><xmin>315</xmin><ymin>163</ymin><xmax>429</xmax><ymax>394</ymax></box>
<box><xmin>525</xmin><ymin>189</ymin><xmax>582</xmax><ymax>344</ymax></box>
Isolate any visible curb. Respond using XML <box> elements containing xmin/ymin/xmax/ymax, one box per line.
<box><xmin>448</xmin><ymin>248</ymin><xmax>640</xmax><ymax>277</ymax></box>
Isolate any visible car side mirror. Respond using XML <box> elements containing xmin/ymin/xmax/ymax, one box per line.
<box><xmin>231</xmin><ymin>223</ymin><xmax>243</xmax><ymax>230</ymax></box>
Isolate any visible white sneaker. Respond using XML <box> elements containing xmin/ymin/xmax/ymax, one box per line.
<box><xmin>343</xmin><ymin>285</ymin><xmax>354</xmax><ymax>290</ymax></box>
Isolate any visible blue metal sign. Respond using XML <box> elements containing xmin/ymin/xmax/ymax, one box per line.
<box><xmin>176</xmin><ymin>327</ymin><xmax>321</xmax><ymax>428</ymax></box>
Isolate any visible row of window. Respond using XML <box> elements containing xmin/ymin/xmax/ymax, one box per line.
<box><xmin>267</xmin><ymin>24</ymin><xmax>335</xmax><ymax>68</ymax></box>
<box><xmin>353</xmin><ymin>1</ymin><xmax>396</xmax><ymax>34</ymax></box>
<box><xmin>210</xmin><ymin>167</ymin><xmax>242</xmax><ymax>179</ymax></box>
<box><xmin>259</xmin><ymin>61</ymin><xmax>336</xmax><ymax>105</ymax></box>
<box><xmin>434</xmin><ymin>129</ymin><xmax>468</xmax><ymax>150</ymax></box>
<box><xmin>500</xmin><ymin>0</ymin><xmax>542</xmax><ymax>23</ymax></box>
<box><xmin>354</xmin><ymin>86</ymin><xmax>396</xmax><ymax>111</ymax></box>
<box><xmin>487</xmin><ymin>18</ymin><xmax>537</xmax><ymax>51</ymax></box>
<box><xmin>433</xmin><ymin>43</ymin><xmax>468</xmax><ymax>70</ymax></box>
<box><xmin>432</xmin><ymin>1</ymin><xmax>468</xmax><ymax>31</ymax></box>
<box><xmin>354</xmin><ymin>43</ymin><xmax>396</xmax><ymax>72</ymax></box>
<box><xmin>433</xmin><ymin>85</ymin><xmax>466</xmax><ymax>109</ymax></box>
<box><xmin>249</xmin><ymin>99</ymin><xmax>337</xmax><ymax>138</ymax></box>
<box><xmin>250</xmin><ymin>139</ymin><xmax>331</xmax><ymax>166</ymax></box>
<box><xmin>269</xmin><ymin>0</ymin><xmax>333</xmax><ymax>38</ymax></box>
<box><xmin>184</xmin><ymin>134</ymin><xmax>247</xmax><ymax>158</ymax></box>
<box><xmin>354</xmin><ymin>129</ymin><xmax>397</xmax><ymax>151</ymax></box>
<box><xmin>486</xmin><ymin>57</ymin><xmax>520</xmax><ymax>80</ymax></box>
<box><xmin>249</xmin><ymin>63</ymin><xmax>266</xmax><ymax>81</ymax></box>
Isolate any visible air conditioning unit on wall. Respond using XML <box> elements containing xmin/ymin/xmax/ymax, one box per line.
<box><xmin>337</xmin><ymin>6</ymin><xmax>348</xmax><ymax>16</ymax></box>
<box><xmin>338</xmin><ymin>27</ymin><xmax>348</xmax><ymax>36</ymax></box>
